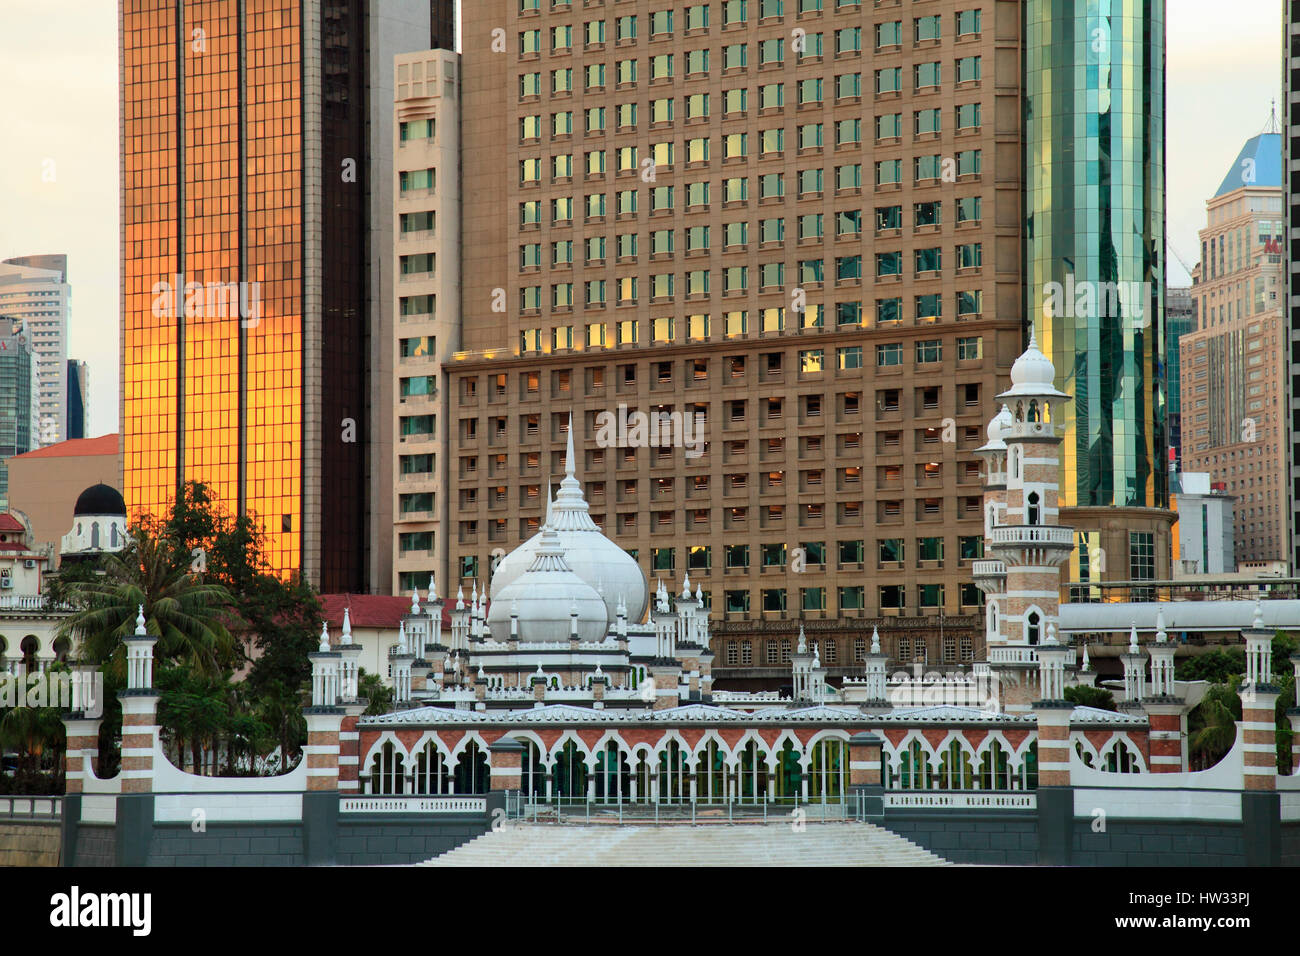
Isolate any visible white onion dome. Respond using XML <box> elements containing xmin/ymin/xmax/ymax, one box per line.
<box><xmin>489</xmin><ymin>416</ymin><xmax>650</xmax><ymax>624</ymax></box>
<box><xmin>976</xmin><ymin>404</ymin><xmax>1015</xmax><ymax>453</ymax></box>
<box><xmin>487</xmin><ymin>524</ymin><xmax>610</xmax><ymax>643</ymax></box>
<box><xmin>999</xmin><ymin>326</ymin><xmax>1069</xmax><ymax>400</ymax></box>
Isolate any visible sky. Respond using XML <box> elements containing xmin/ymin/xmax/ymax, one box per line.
<box><xmin>0</xmin><ymin>0</ymin><xmax>1285</xmax><ymax>435</ymax></box>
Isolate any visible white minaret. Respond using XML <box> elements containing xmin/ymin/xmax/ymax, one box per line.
<box><xmin>427</xmin><ymin>574</ymin><xmax>444</xmax><ymax>648</ymax></box>
<box><xmin>1121</xmin><ymin>621</ymin><xmax>1147</xmax><ymax>704</ymax></box>
<box><xmin>986</xmin><ymin>330</ymin><xmax>1074</xmax><ymax>658</ymax></box>
<box><xmin>862</xmin><ymin>625</ymin><xmax>889</xmax><ymax>706</ymax></box>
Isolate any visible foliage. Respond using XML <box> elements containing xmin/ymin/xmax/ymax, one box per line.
<box><xmin>359</xmin><ymin>669</ymin><xmax>394</xmax><ymax>717</ymax></box>
<box><xmin>1175</xmin><ymin>650</ymin><xmax>1245</xmax><ymax>685</ymax></box>
<box><xmin>1188</xmin><ymin>681</ymin><xmax>1241</xmax><ymax>771</ymax></box>
<box><xmin>1063</xmin><ymin>684</ymin><xmax>1117</xmax><ymax>712</ymax></box>
<box><xmin>50</xmin><ymin>481</ymin><xmax>322</xmax><ymax>777</ymax></box>
<box><xmin>57</xmin><ymin>521</ymin><xmax>239</xmax><ymax>680</ymax></box>
<box><xmin>0</xmin><ymin>668</ymin><xmax>70</xmax><ymax>791</ymax></box>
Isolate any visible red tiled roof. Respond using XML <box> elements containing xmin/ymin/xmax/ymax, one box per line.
<box><xmin>319</xmin><ymin>593</ymin><xmax>454</xmax><ymax>630</ymax></box>
<box><xmin>11</xmin><ymin>434</ymin><xmax>118</xmax><ymax>460</ymax></box>
<box><xmin>0</xmin><ymin>514</ymin><xmax>26</xmax><ymax>532</ymax></box>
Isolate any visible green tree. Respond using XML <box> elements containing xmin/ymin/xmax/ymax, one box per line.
<box><xmin>1188</xmin><ymin>681</ymin><xmax>1242</xmax><ymax>771</ymax></box>
<box><xmin>57</xmin><ymin>522</ymin><xmax>238</xmax><ymax>680</ymax></box>
<box><xmin>1063</xmin><ymin>685</ymin><xmax>1118</xmax><ymax>712</ymax></box>
<box><xmin>1176</xmin><ymin>650</ymin><xmax>1246</xmax><ymax>685</ymax></box>
<box><xmin>358</xmin><ymin>669</ymin><xmax>394</xmax><ymax>717</ymax></box>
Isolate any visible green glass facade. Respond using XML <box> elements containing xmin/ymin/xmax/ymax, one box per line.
<box><xmin>1025</xmin><ymin>0</ymin><xmax>1167</xmax><ymax>510</ymax></box>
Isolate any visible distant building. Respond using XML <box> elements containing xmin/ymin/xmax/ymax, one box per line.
<box><xmin>1165</xmin><ymin>287</ymin><xmax>1195</xmax><ymax>470</ymax></box>
<box><xmin>66</xmin><ymin>360</ymin><xmax>88</xmax><ymax>440</ymax></box>
<box><xmin>6</xmin><ymin>433</ymin><xmax>121</xmax><ymax>563</ymax></box>
<box><xmin>1181</xmin><ymin>132</ymin><xmax>1286</xmax><ymax>565</ymax></box>
<box><xmin>1170</xmin><ymin>471</ymin><xmax>1235</xmax><ymax>576</ymax></box>
<box><xmin>59</xmin><ymin>483</ymin><xmax>128</xmax><ymax>564</ymax></box>
<box><xmin>0</xmin><ymin>255</ymin><xmax>70</xmax><ymax>446</ymax></box>
<box><xmin>0</xmin><ymin>320</ymin><xmax>35</xmax><ymax>509</ymax></box>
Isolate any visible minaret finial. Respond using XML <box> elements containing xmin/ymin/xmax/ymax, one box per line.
<box><xmin>566</xmin><ymin>412</ymin><xmax>576</xmax><ymax>478</ymax></box>
<box><xmin>870</xmin><ymin>625</ymin><xmax>880</xmax><ymax>655</ymax></box>
<box><xmin>135</xmin><ymin>604</ymin><xmax>147</xmax><ymax>636</ymax></box>
<box><xmin>319</xmin><ymin>621</ymin><xmax>330</xmax><ymax>653</ymax></box>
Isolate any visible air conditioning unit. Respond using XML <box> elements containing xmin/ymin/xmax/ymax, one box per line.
<box><xmin>23</xmin><ymin>560</ymin><xmax>35</xmax><ymax>569</ymax></box>
<box><xmin>1</xmin><ymin>577</ymin><xmax>12</xmax><ymax>589</ymax></box>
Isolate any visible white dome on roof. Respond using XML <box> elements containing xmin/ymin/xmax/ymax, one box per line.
<box><xmin>487</xmin><ymin>525</ymin><xmax>610</xmax><ymax>642</ymax></box>
<box><xmin>489</xmin><ymin>416</ymin><xmax>650</xmax><ymax>624</ymax></box>
<box><xmin>986</xmin><ymin>405</ymin><xmax>1014</xmax><ymax>444</ymax></box>
<box><xmin>1010</xmin><ymin>327</ymin><xmax>1056</xmax><ymax>387</ymax></box>
<box><xmin>999</xmin><ymin>327</ymin><xmax>1071</xmax><ymax>400</ymax></box>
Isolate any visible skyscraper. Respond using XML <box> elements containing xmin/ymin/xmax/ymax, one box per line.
<box><xmin>1185</xmin><ymin>132</ymin><xmax>1288</xmax><ymax>567</ymax></box>
<box><xmin>0</xmin><ymin>255</ymin><xmax>70</xmax><ymax>447</ymax></box>
<box><xmin>429</xmin><ymin>0</ymin><xmax>1033</xmax><ymax>669</ymax></box>
<box><xmin>119</xmin><ymin>0</ymin><xmax>451</xmax><ymax>590</ymax></box>
<box><xmin>1286</xmin><ymin>0</ymin><xmax>1300</xmax><ymax>573</ymax></box>
<box><xmin>0</xmin><ymin>320</ymin><xmax>35</xmax><ymax>510</ymax></box>
<box><xmin>1024</xmin><ymin>0</ymin><xmax>1171</xmax><ymax>589</ymax></box>
<box><xmin>66</xmin><ymin>360</ymin><xmax>89</xmax><ymax>441</ymax></box>
<box><xmin>1165</xmin><ymin>285</ymin><xmax>1193</xmax><ymax>470</ymax></box>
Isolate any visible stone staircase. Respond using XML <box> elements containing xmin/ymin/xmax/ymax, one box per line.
<box><xmin>418</xmin><ymin>822</ymin><xmax>951</xmax><ymax>867</ymax></box>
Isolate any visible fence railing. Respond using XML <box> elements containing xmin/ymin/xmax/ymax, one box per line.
<box><xmin>0</xmin><ymin>796</ymin><xmax>62</xmax><ymax>819</ymax></box>
<box><xmin>501</xmin><ymin>791</ymin><xmax>849</xmax><ymax>824</ymax></box>
<box><xmin>339</xmin><ymin>795</ymin><xmax>487</xmax><ymax>815</ymax></box>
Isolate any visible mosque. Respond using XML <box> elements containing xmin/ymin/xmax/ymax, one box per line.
<box><xmin>313</xmin><ymin>335</ymin><xmax>1173</xmax><ymax>804</ymax></box>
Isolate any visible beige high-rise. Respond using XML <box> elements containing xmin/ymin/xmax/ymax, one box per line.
<box><xmin>1181</xmin><ymin>134</ymin><xmax>1286</xmax><ymax>568</ymax></box>
<box><xmin>404</xmin><ymin>0</ymin><xmax>1029</xmax><ymax>679</ymax></box>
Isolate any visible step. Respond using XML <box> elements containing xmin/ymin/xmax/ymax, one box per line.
<box><xmin>417</xmin><ymin>822</ymin><xmax>950</xmax><ymax>867</ymax></box>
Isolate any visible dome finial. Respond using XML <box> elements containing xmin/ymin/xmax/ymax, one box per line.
<box><xmin>342</xmin><ymin>606</ymin><xmax>352</xmax><ymax>640</ymax></box>
<box><xmin>135</xmin><ymin>604</ymin><xmax>147</xmax><ymax>636</ymax></box>
<box><xmin>870</xmin><ymin>625</ymin><xmax>880</xmax><ymax>655</ymax></box>
<box><xmin>1027</xmin><ymin>323</ymin><xmax>1038</xmax><ymax>351</ymax></box>
<box><xmin>319</xmin><ymin>621</ymin><xmax>330</xmax><ymax>653</ymax></box>
<box><xmin>566</xmin><ymin>412</ymin><xmax>577</xmax><ymax>479</ymax></box>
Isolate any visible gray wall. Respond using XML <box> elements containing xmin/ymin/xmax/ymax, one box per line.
<box><xmin>884</xmin><ymin>810</ymin><xmax>1039</xmax><ymax>865</ymax></box>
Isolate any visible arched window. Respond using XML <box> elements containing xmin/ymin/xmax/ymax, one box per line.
<box><xmin>90</xmin><ymin>522</ymin><xmax>100</xmax><ymax>549</ymax></box>
<box><xmin>1011</xmin><ymin>447</ymin><xmax>1020</xmax><ymax>479</ymax></box>
<box><xmin>454</xmin><ymin>739</ymin><xmax>490</xmax><ymax>794</ymax></box>
<box><xmin>987</xmin><ymin>505</ymin><xmax>995</xmax><ymax>530</ymax></box>
<box><xmin>1028</xmin><ymin>399</ymin><xmax>1039</xmax><ymax>422</ymax></box>
<box><xmin>1027</xmin><ymin>491</ymin><xmax>1040</xmax><ymax>525</ymax></box>
<box><xmin>1026</xmin><ymin>612</ymin><xmax>1040</xmax><ymax>645</ymax></box>
<box><xmin>413</xmin><ymin>741</ymin><xmax>450</xmax><ymax>794</ymax></box>
<box><xmin>809</xmin><ymin>738</ymin><xmax>846</xmax><ymax>803</ymax></box>
<box><xmin>368</xmin><ymin>741</ymin><xmax>406</xmax><ymax>794</ymax></box>
<box><xmin>52</xmin><ymin>637</ymin><xmax>70</xmax><ymax>663</ymax></box>
<box><xmin>553</xmin><ymin>739</ymin><xmax>586</xmax><ymax>799</ymax></box>
<box><xmin>110</xmin><ymin>523</ymin><xmax>120</xmax><ymax>548</ymax></box>
<box><xmin>988</xmin><ymin>603</ymin><xmax>998</xmax><ymax>637</ymax></box>
<box><xmin>19</xmin><ymin>635</ymin><xmax>39</xmax><ymax>673</ymax></box>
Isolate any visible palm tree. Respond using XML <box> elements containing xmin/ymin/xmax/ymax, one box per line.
<box><xmin>0</xmin><ymin>701</ymin><xmax>66</xmax><ymax>776</ymax></box>
<box><xmin>57</xmin><ymin>523</ymin><xmax>239</xmax><ymax>680</ymax></box>
<box><xmin>358</xmin><ymin>669</ymin><xmax>394</xmax><ymax>716</ymax></box>
<box><xmin>1189</xmin><ymin>682</ymin><xmax>1241</xmax><ymax>770</ymax></box>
